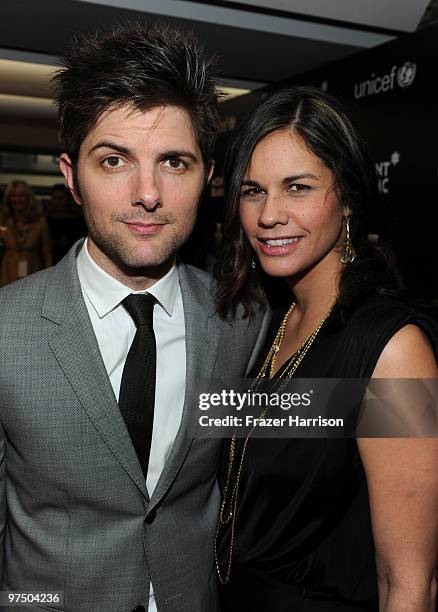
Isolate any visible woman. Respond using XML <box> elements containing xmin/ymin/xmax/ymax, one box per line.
<box><xmin>215</xmin><ymin>87</ymin><xmax>438</xmax><ymax>611</ymax></box>
<box><xmin>0</xmin><ymin>179</ymin><xmax>52</xmax><ymax>286</ymax></box>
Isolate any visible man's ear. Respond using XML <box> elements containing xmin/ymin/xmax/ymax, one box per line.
<box><xmin>206</xmin><ymin>159</ymin><xmax>215</xmax><ymax>185</ymax></box>
<box><xmin>59</xmin><ymin>154</ymin><xmax>82</xmax><ymax>206</ymax></box>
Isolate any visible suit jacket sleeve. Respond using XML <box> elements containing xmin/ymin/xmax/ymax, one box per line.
<box><xmin>0</xmin><ymin>418</ymin><xmax>6</xmax><ymax>576</ymax></box>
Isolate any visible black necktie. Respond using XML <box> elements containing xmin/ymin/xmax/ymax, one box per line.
<box><xmin>119</xmin><ymin>293</ymin><xmax>156</xmax><ymax>479</ymax></box>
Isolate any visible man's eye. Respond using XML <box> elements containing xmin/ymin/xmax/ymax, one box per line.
<box><xmin>163</xmin><ymin>158</ymin><xmax>186</xmax><ymax>170</ymax></box>
<box><xmin>102</xmin><ymin>156</ymin><xmax>125</xmax><ymax>168</ymax></box>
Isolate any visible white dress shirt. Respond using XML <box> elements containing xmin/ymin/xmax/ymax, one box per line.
<box><xmin>77</xmin><ymin>239</ymin><xmax>186</xmax><ymax>612</ymax></box>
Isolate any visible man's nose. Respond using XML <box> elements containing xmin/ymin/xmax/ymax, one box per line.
<box><xmin>131</xmin><ymin>166</ymin><xmax>161</xmax><ymax>210</ymax></box>
<box><xmin>258</xmin><ymin>193</ymin><xmax>288</xmax><ymax>227</ymax></box>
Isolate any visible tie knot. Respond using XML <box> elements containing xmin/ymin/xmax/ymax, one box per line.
<box><xmin>122</xmin><ymin>293</ymin><xmax>155</xmax><ymax>328</ymax></box>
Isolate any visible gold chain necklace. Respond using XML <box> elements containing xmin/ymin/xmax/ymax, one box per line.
<box><xmin>215</xmin><ymin>298</ymin><xmax>337</xmax><ymax>585</ymax></box>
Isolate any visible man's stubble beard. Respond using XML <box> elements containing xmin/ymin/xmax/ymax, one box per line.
<box><xmin>83</xmin><ymin>205</ymin><xmax>198</xmax><ymax>279</ymax></box>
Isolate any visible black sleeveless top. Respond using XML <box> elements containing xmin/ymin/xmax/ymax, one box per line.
<box><xmin>217</xmin><ymin>294</ymin><xmax>438</xmax><ymax>612</ymax></box>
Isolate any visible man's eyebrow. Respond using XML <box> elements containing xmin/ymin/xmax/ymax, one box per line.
<box><xmin>87</xmin><ymin>143</ymin><xmax>200</xmax><ymax>162</ymax></box>
<box><xmin>160</xmin><ymin>149</ymin><xmax>200</xmax><ymax>162</ymax></box>
<box><xmin>88</xmin><ymin>141</ymin><xmax>131</xmax><ymax>156</ymax></box>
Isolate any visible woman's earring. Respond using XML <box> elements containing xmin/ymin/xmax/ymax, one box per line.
<box><xmin>251</xmin><ymin>258</ymin><xmax>257</xmax><ymax>270</ymax></box>
<box><xmin>340</xmin><ymin>215</ymin><xmax>356</xmax><ymax>264</ymax></box>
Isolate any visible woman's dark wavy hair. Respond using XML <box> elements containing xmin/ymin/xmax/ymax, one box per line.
<box><xmin>215</xmin><ymin>86</ymin><xmax>397</xmax><ymax>320</ymax></box>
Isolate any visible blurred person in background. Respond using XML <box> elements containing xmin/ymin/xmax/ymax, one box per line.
<box><xmin>47</xmin><ymin>183</ymin><xmax>86</xmax><ymax>262</ymax></box>
<box><xmin>0</xmin><ymin>179</ymin><xmax>52</xmax><ymax>286</ymax></box>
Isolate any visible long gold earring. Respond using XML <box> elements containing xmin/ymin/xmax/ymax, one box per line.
<box><xmin>340</xmin><ymin>215</ymin><xmax>356</xmax><ymax>264</ymax></box>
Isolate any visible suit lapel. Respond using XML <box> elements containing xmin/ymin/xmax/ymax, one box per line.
<box><xmin>244</xmin><ymin>307</ymin><xmax>272</xmax><ymax>375</ymax></box>
<box><xmin>43</xmin><ymin>243</ymin><xmax>148</xmax><ymax>500</ymax></box>
<box><xmin>148</xmin><ymin>263</ymin><xmax>220</xmax><ymax>511</ymax></box>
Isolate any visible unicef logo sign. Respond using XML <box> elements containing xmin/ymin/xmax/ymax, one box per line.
<box><xmin>397</xmin><ymin>62</ymin><xmax>416</xmax><ymax>88</ymax></box>
<box><xmin>354</xmin><ymin>61</ymin><xmax>417</xmax><ymax>99</ymax></box>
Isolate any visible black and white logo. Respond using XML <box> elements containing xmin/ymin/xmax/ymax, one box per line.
<box><xmin>397</xmin><ymin>62</ymin><xmax>416</xmax><ymax>88</ymax></box>
<box><xmin>376</xmin><ymin>151</ymin><xmax>400</xmax><ymax>194</ymax></box>
<box><xmin>354</xmin><ymin>62</ymin><xmax>416</xmax><ymax>99</ymax></box>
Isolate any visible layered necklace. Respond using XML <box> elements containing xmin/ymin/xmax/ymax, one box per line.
<box><xmin>215</xmin><ymin>298</ymin><xmax>337</xmax><ymax>585</ymax></box>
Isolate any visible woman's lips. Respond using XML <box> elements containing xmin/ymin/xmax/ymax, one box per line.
<box><xmin>257</xmin><ymin>237</ymin><xmax>303</xmax><ymax>256</ymax></box>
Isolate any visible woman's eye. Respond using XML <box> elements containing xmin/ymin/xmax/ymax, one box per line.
<box><xmin>288</xmin><ymin>183</ymin><xmax>310</xmax><ymax>194</ymax></box>
<box><xmin>241</xmin><ymin>187</ymin><xmax>264</xmax><ymax>198</ymax></box>
<box><xmin>102</xmin><ymin>156</ymin><xmax>126</xmax><ymax>168</ymax></box>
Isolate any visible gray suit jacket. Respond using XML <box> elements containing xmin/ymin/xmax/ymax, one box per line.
<box><xmin>0</xmin><ymin>242</ymin><xmax>270</xmax><ymax>612</ymax></box>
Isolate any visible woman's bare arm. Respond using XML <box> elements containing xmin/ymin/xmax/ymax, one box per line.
<box><xmin>358</xmin><ymin>325</ymin><xmax>438</xmax><ymax>612</ymax></box>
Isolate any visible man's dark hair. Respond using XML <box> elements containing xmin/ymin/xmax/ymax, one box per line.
<box><xmin>52</xmin><ymin>21</ymin><xmax>220</xmax><ymax>168</ymax></box>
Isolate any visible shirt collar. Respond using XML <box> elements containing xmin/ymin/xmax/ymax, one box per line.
<box><xmin>76</xmin><ymin>238</ymin><xmax>179</xmax><ymax>318</ymax></box>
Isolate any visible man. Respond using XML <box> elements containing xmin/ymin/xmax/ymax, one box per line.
<box><xmin>0</xmin><ymin>23</ymin><xmax>269</xmax><ymax>612</ymax></box>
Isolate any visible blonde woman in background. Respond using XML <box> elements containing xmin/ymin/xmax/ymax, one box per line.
<box><xmin>0</xmin><ymin>180</ymin><xmax>52</xmax><ymax>286</ymax></box>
